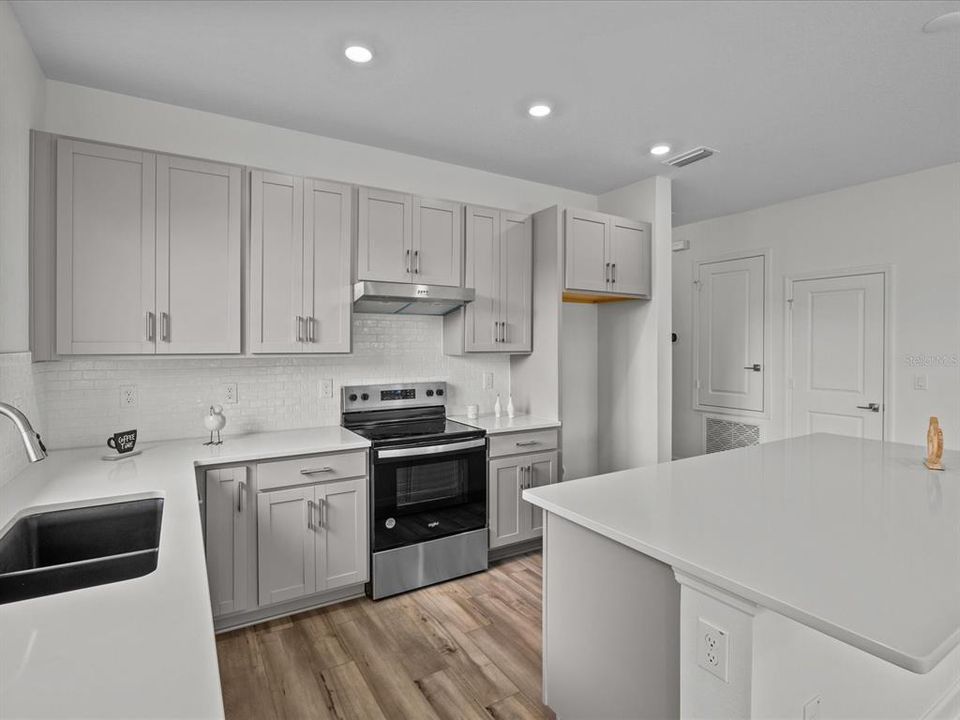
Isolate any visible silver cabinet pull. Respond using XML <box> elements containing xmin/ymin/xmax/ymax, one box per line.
<box><xmin>160</xmin><ymin>312</ymin><xmax>170</xmax><ymax>342</ymax></box>
<box><xmin>414</xmin><ymin>250</ymin><xmax>420</xmax><ymax>274</ymax></box>
<box><xmin>296</xmin><ymin>315</ymin><xmax>304</xmax><ymax>342</ymax></box>
<box><xmin>405</xmin><ymin>249</ymin><xmax>411</xmax><ymax>274</ymax></box>
<box><xmin>493</xmin><ymin>320</ymin><xmax>499</xmax><ymax>343</ymax></box>
<box><xmin>612</xmin><ymin>263</ymin><xmax>617</xmax><ymax>283</ymax></box>
<box><xmin>145</xmin><ymin>311</ymin><xmax>155</xmax><ymax>341</ymax></box>
<box><xmin>856</xmin><ymin>402</ymin><xmax>881</xmax><ymax>412</ymax></box>
<box><xmin>605</xmin><ymin>262</ymin><xmax>611</xmax><ymax>283</ymax></box>
<box><xmin>237</xmin><ymin>480</ymin><xmax>245</xmax><ymax>513</ymax></box>
<box><xmin>300</xmin><ymin>466</ymin><xmax>334</xmax><ymax>475</ymax></box>
<box><xmin>306</xmin><ymin>500</ymin><xmax>314</xmax><ymax>531</ymax></box>
<box><xmin>306</xmin><ymin>316</ymin><xmax>315</xmax><ymax>343</ymax></box>
<box><xmin>317</xmin><ymin>497</ymin><xmax>324</xmax><ymax>529</ymax></box>
<box><xmin>515</xmin><ymin>440</ymin><xmax>539</xmax><ymax>447</ymax></box>
<box><xmin>744</xmin><ymin>364</ymin><xmax>762</xmax><ymax>372</ymax></box>
<box><xmin>501</xmin><ymin>322</ymin><xmax>508</xmax><ymax>344</ymax></box>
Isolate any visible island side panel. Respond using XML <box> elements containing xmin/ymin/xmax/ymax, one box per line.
<box><xmin>543</xmin><ymin>513</ymin><xmax>680</xmax><ymax>719</ymax></box>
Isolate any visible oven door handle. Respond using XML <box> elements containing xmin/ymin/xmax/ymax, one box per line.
<box><xmin>376</xmin><ymin>437</ymin><xmax>487</xmax><ymax>460</ymax></box>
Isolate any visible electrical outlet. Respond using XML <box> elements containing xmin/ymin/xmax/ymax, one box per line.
<box><xmin>120</xmin><ymin>385</ymin><xmax>138</xmax><ymax>408</ymax></box>
<box><xmin>482</xmin><ymin>372</ymin><xmax>494</xmax><ymax>390</ymax></box>
<box><xmin>224</xmin><ymin>383</ymin><xmax>238</xmax><ymax>404</ymax></box>
<box><xmin>914</xmin><ymin>374</ymin><xmax>928</xmax><ymax>390</ymax></box>
<box><xmin>696</xmin><ymin>618</ymin><xmax>729</xmax><ymax>682</ymax></box>
<box><xmin>320</xmin><ymin>379</ymin><xmax>334</xmax><ymax>399</ymax></box>
<box><xmin>802</xmin><ymin>695</ymin><xmax>823</xmax><ymax>720</ymax></box>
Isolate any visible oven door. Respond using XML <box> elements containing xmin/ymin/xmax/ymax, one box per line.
<box><xmin>372</xmin><ymin>437</ymin><xmax>487</xmax><ymax>553</ymax></box>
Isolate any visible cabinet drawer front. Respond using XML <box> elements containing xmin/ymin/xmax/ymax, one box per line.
<box><xmin>258</xmin><ymin>451</ymin><xmax>367</xmax><ymax>491</ymax></box>
<box><xmin>489</xmin><ymin>429</ymin><xmax>559</xmax><ymax>458</ymax></box>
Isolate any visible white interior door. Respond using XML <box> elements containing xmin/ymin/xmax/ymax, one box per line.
<box><xmin>695</xmin><ymin>255</ymin><xmax>765</xmax><ymax>412</ymax></box>
<box><xmin>789</xmin><ymin>273</ymin><xmax>885</xmax><ymax>440</ymax></box>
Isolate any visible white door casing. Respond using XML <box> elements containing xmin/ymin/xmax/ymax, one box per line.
<box><xmin>788</xmin><ymin>272</ymin><xmax>885</xmax><ymax>440</ymax></box>
<box><xmin>695</xmin><ymin>254</ymin><xmax>765</xmax><ymax>413</ymax></box>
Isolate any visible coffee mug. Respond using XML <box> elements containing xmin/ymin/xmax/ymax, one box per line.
<box><xmin>107</xmin><ymin>429</ymin><xmax>138</xmax><ymax>454</ymax></box>
<box><xmin>466</xmin><ymin>404</ymin><xmax>479</xmax><ymax>419</ymax></box>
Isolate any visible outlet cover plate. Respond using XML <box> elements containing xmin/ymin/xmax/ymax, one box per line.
<box><xmin>320</xmin><ymin>379</ymin><xmax>334</xmax><ymax>399</ymax></box>
<box><xmin>482</xmin><ymin>372</ymin><xmax>494</xmax><ymax>390</ymax></box>
<box><xmin>696</xmin><ymin>618</ymin><xmax>729</xmax><ymax>682</ymax></box>
<box><xmin>120</xmin><ymin>385</ymin><xmax>138</xmax><ymax>408</ymax></box>
<box><xmin>224</xmin><ymin>383</ymin><xmax>238</xmax><ymax>404</ymax></box>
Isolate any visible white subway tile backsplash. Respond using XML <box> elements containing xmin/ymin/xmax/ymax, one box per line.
<box><xmin>32</xmin><ymin>315</ymin><xmax>510</xmax><ymax>450</ymax></box>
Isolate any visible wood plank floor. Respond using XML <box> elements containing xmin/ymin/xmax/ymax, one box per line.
<box><xmin>216</xmin><ymin>552</ymin><xmax>554</xmax><ymax>720</ymax></box>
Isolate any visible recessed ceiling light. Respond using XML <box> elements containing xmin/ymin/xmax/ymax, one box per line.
<box><xmin>650</xmin><ymin>144</ymin><xmax>671</xmax><ymax>156</ymax></box>
<box><xmin>345</xmin><ymin>45</ymin><xmax>373</xmax><ymax>63</ymax></box>
<box><xmin>528</xmin><ymin>104</ymin><xmax>552</xmax><ymax>118</ymax></box>
<box><xmin>923</xmin><ymin>11</ymin><xmax>960</xmax><ymax>33</ymax></box>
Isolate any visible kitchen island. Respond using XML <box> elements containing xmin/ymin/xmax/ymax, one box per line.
<box><xmin>524</xmin><ymin>433</ymin><xmax>960</xmax><ymax>719</ymax></box>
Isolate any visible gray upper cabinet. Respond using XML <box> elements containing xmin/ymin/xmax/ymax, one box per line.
<box><xmin>444</xmin><ymin>205</ymin><xmax>531</xmax><ymax>354</ymax></box>
<box><xmin>55</xmin><ymin>138</ymin><xmax>241</xmax><ymax>355</ymax></box>
<box><xmin>357</xmin><ymin>186</ymin><xmax>463</xmax><ymax>287</ymax></box>
<box><xmin>56</xmin><ymin>139</ymin><xmax>157</xmax><ymax>355</ymax></box>
<box><xmin>250</xmin><ymin>171</ymin><xmax>351</xmax><ymax>354</ymax></box>
<box><xmin>564</xmin><ymin>208</ymin><xmax>651</xmax><ymax>298</ymax></box>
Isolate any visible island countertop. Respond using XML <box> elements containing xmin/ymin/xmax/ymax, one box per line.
<box><xmin>523</xmin><ymin>433</ymin><xmax>960</xmax><ymax>674</ymax></box>
<box><xmin>0</xmin><ymin>426</ymin><xmax>369</xmax><ymax>719</ymax></box>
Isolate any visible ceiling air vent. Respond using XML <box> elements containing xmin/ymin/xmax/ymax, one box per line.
<box><xmin>662</xmin><ymin>146</ymin><xmax>717</xmax><ymax>168</ymax></box>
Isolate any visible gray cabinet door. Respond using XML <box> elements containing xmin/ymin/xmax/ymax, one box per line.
<box><xmin>488</xmin><ymin>456</ymin><xmax>525</xmax><ymax>549</ymax></box>
<box><xmin>463</xmin><ymin>205</ymin><xmax>501</xmax><ymax>351</ymax></box>
<box><xmin>205</xmin><ymin>467</ymin><xmax>250</xmax><ymax>617</ymax></box>
<box><xmin>357</xmin><ymin>187</ymin><xmax>412</xmax><ymax>283</ymax></box>
<box><xmin>609</xmin><ymin>218</ymin><xmax>651</xmax><ymax>298</ymax></box>
<box><xmin>413</xmin><ymin>196</ymin><xmax>463</xmax><ymax>287</ymax></box>
<box><xmin>156</xmin><ymin>155</ymin><xmax>241</xmax><ymax>354</ymax></box>
<box><xmin>524</xmin><ymin>451</ymin><xmax>559</xmax><ymax>538</ymax></box>
<box><xmin>564</xmin><ymin>209</ymin><xmax>610</xmax><ymax>293</ymax></box>
<box><xmin>56</xmin><ymin>139</ymin><xmax>157</xmax><ymax>355</ymax></box>
<box><xmin>249</xmin><ymin>170</ymin><xmax>305</xmax><ymax>353</ymax></box>
<box><xmin>317</xmin><ymin>477</ymin><xmax>368</xmax><ymax>591</ymax></box>
<box><xmin>257</xmin><ymin>486</ymin><xmax>317</xmax><ymax>605</ymax></box>
<box><xmin>304</xmin><ymin>179</ymin><xmax>352</xmax><ymax>353</ymax></box>
<box><xmin>498</xmin><ymin>212</ymin><xmax>532</xmax><ymax>352</ymax></box>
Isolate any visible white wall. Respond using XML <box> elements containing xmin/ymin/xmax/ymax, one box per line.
<box><xmin>0</xmin><ymin>0</ymin><xmax>45</xmax><ymax>486</ymax></box>
<box><xmin>672</xmin><ymin>163</ymin><xmax>960</xmax><ymax>458</ymax></box>
<box><xmin>559</xmin><ymin>303</ymin><xmax>598</xmax><ymax>479</ymax></box>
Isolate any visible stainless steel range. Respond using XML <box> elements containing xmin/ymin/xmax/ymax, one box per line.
<box><xmin>341</xmin><ymin>382</ymin><xmax>488</xmax><ymax>599</ymax></box>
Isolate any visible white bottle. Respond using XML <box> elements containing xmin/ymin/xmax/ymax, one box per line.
<box><xmin>507</xmin><ymin>394</ymin><xmax>515</xmax><ymax>418</ymax></box>
<box><xmin>494</xmin><ymin>394</ymin><xmax>502</xmax><ymax>418</ymax></box>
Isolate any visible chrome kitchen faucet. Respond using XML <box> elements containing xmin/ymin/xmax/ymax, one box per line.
<box><xmin>0</xmin><ymin>402</ymin><xmax>47</xmax><ymax>462</ymax></box>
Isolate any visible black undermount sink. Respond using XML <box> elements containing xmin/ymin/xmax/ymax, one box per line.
<box><xmin>0</xmin><ymin>498</ymin><xmax>163</xmax><ymax>604</ymax></box>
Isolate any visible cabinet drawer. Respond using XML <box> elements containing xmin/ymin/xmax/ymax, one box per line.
<box><xmin>257</xmin><ymin>450</ymin><xmax>367</xmax><ymax>491</ymax></box>
<box><xmin>489</xmin><ymin>429</ymin><xmax>559</xmax><ymax>458</ymax></box>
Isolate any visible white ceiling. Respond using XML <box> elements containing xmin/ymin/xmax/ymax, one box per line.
<box><xmin>12</xmin><ymin>0</ymin><xmax>960</xmax><ymax>224</ymax></box>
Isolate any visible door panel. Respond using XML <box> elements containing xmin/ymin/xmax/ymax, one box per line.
<box><xmin>499</xmin><ymin>212</ymin><xmax>533</xmax><ymax>352</ymax></box>
<box><xmin>357</xmin><ymin>187</ymin><xmax>412</xmax><ymax>282</ymax></box>
<box><xmin>524</xmin><ymin>451</ymin><xmax>559</xmax><ymax>538</ymax></box>
<box><xmin>249</xmin><ymin>171</ymin><xmax>304</xmax><ymax>353</ymax></box>
<box><xmin>204</xmin><ymin>468</ymin><xmax>249</xmax><ymax>617</ymax></box>
<box><xmin>790</xmin><ymin>273</ymin><xmax>884</xmax><ymax>440</ymax></box>
<box><xmin>156</xmin><ymin>155</ymin><xmax>241</xmax><ymax>353</ymax></box>
<box><xmin>463</xmin><ymin>206</ymin><xmax>501</xmax><ymax>351</ymax></box>
<box><xmin>413</xmin><ymin>197</ymin><xmax>463</xmax><ymax>287</ymax></box>
<box><xmin>318</xmin><ymin>478</ymin><xmax>368</xmax><ymax>591</ymax></box>
<box><xmin>696</xmin><ymin>255</ymin><xmax>765</xmax><ymax>412</ymax></box>
<box><xmin>56</xmin><ymin>139</ymin><xmax>156</xmax><ymax>354</ymax></box>
<box><xmin>609</xmin><ymin>219</ymin><xmax>651</xmax><ymax>297</ymax></box>
<box><xmin>565</xmin><ymin>209</ymin><xmax>610</xmax><ymax>293</ymax></box>
<box><xmin>257</xmin><ymin>486</ymin><xmax>316</xmax><ymax>605</ymax></box>
<box><xmin>488</xmin><ymin>457</ymin><xmax>523</xmax><ymax>549</ymax></box>
<box><xmin>305</xmin><ymin>179</ymin><xmax>352</xmax><ymax>353</ymax></box>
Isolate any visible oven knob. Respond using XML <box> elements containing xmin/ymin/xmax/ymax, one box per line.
<box><xmin>385</xmin><ymin>518</ymin><xmax>396</xmax><ymax>529</ymax></box>
<box><xmin>435</xmin><ymin>388</ymin><xmax>444</xmax><ymax>396</ymax></box>
<box><xmin>361</xmin><ymin>393</ymin><xmax>369</xmax><ymax>401</ymax></box>
<box><xmin>348</xmin><ymin>393</ymin><xmax>357</xmax><ymax>402</ymax></box>
<box><xmin>426</xmin><ymin>389</ymin><xmax>434</xmax><ymax>397</ymax></box>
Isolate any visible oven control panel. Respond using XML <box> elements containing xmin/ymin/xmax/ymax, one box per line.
<box><xmin>341</xmin><ymin>382</ymin><xmax>447</xmax><ymax>412</ymax></box>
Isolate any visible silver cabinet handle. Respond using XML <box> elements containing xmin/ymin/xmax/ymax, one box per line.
<box><xmin>296</xmin><ymin>315</ymin><xmax>304</xmax><ymax>342</ymax></box>
<box><xmin>300</xmin><ymin>466</ymin><xmax>334</xmax><ymax>475</ymax></box>
<box><xmin>306</xmin><ymin>500</ymin><xmax>314</xmax><ymax>531</ymax></box>
<box><xmin>317</xmin><ymin>497</ymin><xmax>324</xmax><ymax>529</ymax></box>
<box><xmin>744</xmin><ymin>364</ymin><xmax>762</xmax><ymax>372</ymax></box>
<box><xmin>307</xmin><ymin>316</ymin><xmax>315</xmax><ymax>343</ymax></box>
<box><xmin>500</xmin><ymin>322</ymin><xmax>507</xmax><ymax>344</ymax></box>
<box><xmin>856</xmin><ymin>402</ymin><xmax>881</xmax><ymax>412</ymax></box>
<box><xmin>515</xmin><ymin>440</ymin><xmax>539</xmax><ymax>447</ymax></box>
<box><xmin>237</xmin><ymin>480</ymin><xmax>245</xmax><ymax>513</ymax></box>
<box><xmin>493</xmin><ymin>320</ymin><xmax>499</xmax><ymax>343</ymax></box>
<box><xmin>405</xmin><ymin>249</ymin><xmax>411</xmax><ymax>273</ymax></box>
<box><xmin>612</xmin><ymin>263</ymin><xmax>617</xmax><ymax>283</ymax></box>
<box><xmin>605</xmin><ymin>262</ymin><xmax>611</xmax><ymax>283</ymax></box>
<box><xmin>160</xmin><ymin>312</ymin><xmax>170</xmax><ymax>342</ymax></box>
<box><xmin>414</xmin><ymin>250</ymin><xmax>420</xmax><ymax>274</ymax></box>
<box><xmin>145</xmin><ymin>311</ymin><xmax>155</xmax><ymax>341</ymax></box>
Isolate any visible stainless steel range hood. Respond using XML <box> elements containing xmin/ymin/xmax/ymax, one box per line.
<box><xmin>353</xmin><ymin>281</ymin><xmax>476</xmax><ymax>316</ymax></box>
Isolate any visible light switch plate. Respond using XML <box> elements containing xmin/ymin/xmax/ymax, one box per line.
<box><xmin>482</xmin><ymin>372</ymin><xmax>494</xmax><ymax>390</ymax></box>
<box><xmin>696</xmin><ymin>618</ymin><xmax>729</xmax><ymax>682</ymax></box>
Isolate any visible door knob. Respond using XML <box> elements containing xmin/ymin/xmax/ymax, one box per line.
<box><xmin>856</xmin><ymin>402</ymin><xmax>881</xmax><ymax>412</ymax></box>
<box><xmin>744</xmin><ymin>364</ymin><xmax>762</xmax><ymax>372</ymax></box>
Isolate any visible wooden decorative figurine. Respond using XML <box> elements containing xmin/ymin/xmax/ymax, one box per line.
<box><xmin>924</xmin><ymin>416</ymin><xmax>944</xmax><ymax>470</ymax></box>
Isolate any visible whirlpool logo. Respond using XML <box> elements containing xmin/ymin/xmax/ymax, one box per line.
<box><xmin>427</xmin><ymin>521</ymin><xmax>440</xmax><ymax>528</ymax></box>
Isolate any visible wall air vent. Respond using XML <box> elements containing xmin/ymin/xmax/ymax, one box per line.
<box><xmin>705</xmin><ymin>416</ymin><xmax>760</xmax><ymax>454</ymax></box>
<box><xmin>662</xmin><ymin>146</ymin><xmax>717</xmax><ymax>168</ymax></box>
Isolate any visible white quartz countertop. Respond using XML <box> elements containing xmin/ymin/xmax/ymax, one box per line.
<box><xmin>523</xmin><ymin>433</ymin><xmax>960</xmax><ymax>674</ymax></box>
<box><xmin>0</xmin><ymin>426</ymin><xmax>369</xmax><ymax>719</ymax></box>
<box><xmin>447</xmin><ymin>413</ymin><xmax>560</xmax><ymax>435</ymax></box>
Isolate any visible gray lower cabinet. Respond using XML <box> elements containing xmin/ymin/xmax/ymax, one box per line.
<box><xmin>488</xmin><ymin>437</ymin><xmax>559</xmax><ymax>549</ymax></box>
<box><xmin>257</xmin><ymin>476</ymin><xmax>367</xmax><ymax>606</ymax></box>
<box><xmin>204</xmin><ymin>466</ymin><xmax>251</xmax><ymax>617</ymax></box>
